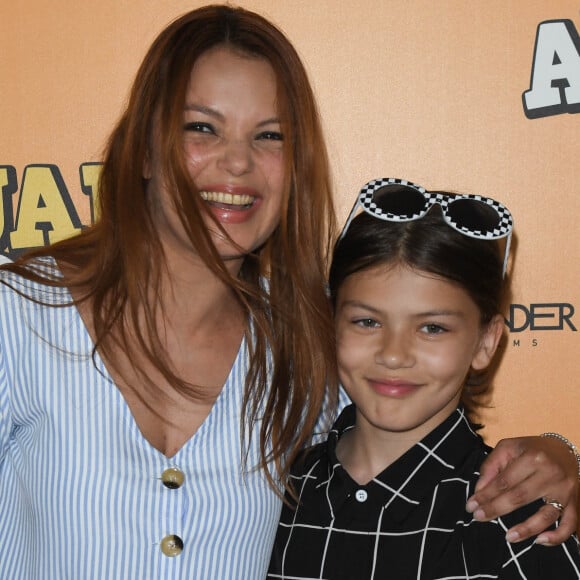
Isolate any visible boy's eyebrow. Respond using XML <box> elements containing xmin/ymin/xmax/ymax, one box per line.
<box><xmin>339</xmin><ymin>300</ymin><xmax>383</xmax><ymax>314</ymax></box>
<box><xmin>340</xmin><ymin>301</ymin><xmax>467</xmax><ymax>318</ymax></box>
<box><xmin>184</xmin><ymin>103</ymin><xmax>281</xmax><ymax>127</ymax></box>
<box><xmin>416</xmin><ymin>309</ymin><xmax>466</xmax><ymax>317</ymax></box>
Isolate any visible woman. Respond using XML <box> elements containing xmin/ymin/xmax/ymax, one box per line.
<box><xmin>0</xmin><ymin>6</ymin><xmax>576</xmax><ymax>579</ymax></box>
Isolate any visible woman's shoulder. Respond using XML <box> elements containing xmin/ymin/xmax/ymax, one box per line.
<box><xmin>0</xmin><ymin>257</ymin><xmax>69</xmax><ymax>303</ymax></box>
<box><xmin>0</xmin><ymin>257</ymin><xmax>74</xmax><ymax>343</ymax></box>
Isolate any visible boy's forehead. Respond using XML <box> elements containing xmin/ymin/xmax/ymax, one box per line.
<box><xmin>337</xmin><ymin>265</ymin><xmax>478</xmax><ymax>318</ymax></box>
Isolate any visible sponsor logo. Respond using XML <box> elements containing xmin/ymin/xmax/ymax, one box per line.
<box><xmin>506</xmin><ymin>303</ymin><xmax>576</xmax><ymax>332</ymax></box>
<box><xmin>507</xmin><ymin>303</ymin><xmax>576</xmax><ymax>348</ymax></box>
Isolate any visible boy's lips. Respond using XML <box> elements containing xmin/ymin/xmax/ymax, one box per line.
<box><xmin>367</xmin><ymin>378</ymin><xmax>420</xmax><ymax>397</ymax></box>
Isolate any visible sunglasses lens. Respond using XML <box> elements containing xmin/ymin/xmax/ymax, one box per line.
<box><xmin>447</xmin><ymin>199</ymin><xmax>500</xmax><ymax>233</ymax></box>
<box><xmin>374</xmin><ymin>185</ymin><xmax>426</xmax><ymax>217</ymax></box>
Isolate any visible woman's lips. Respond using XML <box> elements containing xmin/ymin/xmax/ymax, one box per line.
<box><xmin>199</xmin><ymin>190</ymin><xmax>255</xmax><ymax>207</ymax></box>
<box><xmin>199</xmin><ymin>186</ymin><xmax>260</xmax><ymax>223</ymax></box>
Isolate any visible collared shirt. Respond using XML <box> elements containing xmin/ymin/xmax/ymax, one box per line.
<box><xmin>269</xmin><ymin>405</ymin><xmax>580</xmax><ymax>580</ymax></box>
<box><xmin>0</xmin><ymin>267</ymin><xmax>285</xmax><ymax>579</ymax></box>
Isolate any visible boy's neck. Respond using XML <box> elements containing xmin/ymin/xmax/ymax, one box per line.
<box><xmin>336</xmin><ymin>427</ymin><xmax>419</xmax><ymax>485</ymax></box>
<box><xmin>335</xmin><ymin>407</ymin><xmax>457</xmax><ymax>486</ymax></box>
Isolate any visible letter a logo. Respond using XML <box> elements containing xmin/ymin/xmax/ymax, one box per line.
<box><xmin>523</xmin><ymin>19</ymin><xmax>580</xmax><ymax>118</ymax></box>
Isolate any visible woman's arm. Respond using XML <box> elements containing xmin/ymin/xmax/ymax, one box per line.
<box><xmin>466</xmin><ymin>435</ymin><xmax>579</xmax><ymax>545</ymax></box>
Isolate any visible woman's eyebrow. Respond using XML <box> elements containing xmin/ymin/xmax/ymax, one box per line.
<box><xmin>184</xmin><ymin>103</ymin><xmax>280</xmax><ymax>127</ymax></box>
<box><xmin>184</xmin><ymin>103</ymin><xmax>225</xmax><ymax>121</ymax></box>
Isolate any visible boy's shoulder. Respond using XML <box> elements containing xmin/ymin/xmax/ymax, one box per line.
<box><xmin>291</xmin><ymin>403</ymin><xmax>357</xmax><ymax>478</ymax></box>
<box><xmin>290</xmin><ymin>440</ymin><xmax>330</xmax><ymax>478</ymax></box>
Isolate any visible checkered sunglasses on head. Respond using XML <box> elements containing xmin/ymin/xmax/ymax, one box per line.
<box><xmin>339</xmin><ymin>178</ymin><xmax>514</xmax><ymax>276</ymax></box>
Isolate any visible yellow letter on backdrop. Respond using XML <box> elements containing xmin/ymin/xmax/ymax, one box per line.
<box><xmin>10</xmin><ymin>165</ymin><xmax>83</xmax><ymax>251</ymax></box>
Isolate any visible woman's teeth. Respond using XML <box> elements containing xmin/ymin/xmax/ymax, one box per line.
<box><xmin>199</xmin><ymin>191</ymin><xmax>254</xmax><ymax>206</ymax></box>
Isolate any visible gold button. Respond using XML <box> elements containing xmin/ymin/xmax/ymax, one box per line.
<box><xmin>160</xmin><ymin>534</ymin><xmax>184</xmax><ymax>557</ymax></box>
<box><xmin>161</xmin><ymin>467</ymin><xmax>185</xmax><ymax>489</ymax></box>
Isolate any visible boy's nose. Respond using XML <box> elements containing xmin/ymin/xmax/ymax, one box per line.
<box><xmin>375</xmin><ymin>332</ymin><xmax>414</xmax><ymax>369</ymax></box>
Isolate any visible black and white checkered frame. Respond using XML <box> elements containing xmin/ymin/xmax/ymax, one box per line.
<box><xmin>339</xmin><ymin>177</ymin><xmax>514</xmax><ymax>276</ymax></box>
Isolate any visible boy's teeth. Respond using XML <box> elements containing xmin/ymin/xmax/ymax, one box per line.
<box><xmin>199</xmin><ymin>191</ymin><xmax>254</xmax><ymax>205</ymax></box>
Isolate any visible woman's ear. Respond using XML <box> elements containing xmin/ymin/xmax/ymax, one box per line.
<box><xmin>471</xmin><ymin>314</ymin><xmax>505</xmax><ymax>371</ymax></box>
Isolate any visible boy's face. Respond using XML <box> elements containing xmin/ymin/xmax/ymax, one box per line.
<box><xmin>335</xmin><ymin>264</ymin><xmax>501</xmax><ymax>442</ymax></box>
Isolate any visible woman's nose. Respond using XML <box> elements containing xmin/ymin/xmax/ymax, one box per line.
<box><xmin>217</xmin><ymin>139</ymin><xmax>254</xmax><ymax>176</ymax></box>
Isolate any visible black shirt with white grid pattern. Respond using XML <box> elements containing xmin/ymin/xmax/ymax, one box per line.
<box><xmin>268</xmin><ymin>405</ymin><xmax>580</xmax><ymax>579</ymax></box>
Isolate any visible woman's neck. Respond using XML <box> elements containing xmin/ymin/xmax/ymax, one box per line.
<box><xmin>155</xmin><ymin>240</ymin><xmax>246</xmax><ymax>333</ymax></box>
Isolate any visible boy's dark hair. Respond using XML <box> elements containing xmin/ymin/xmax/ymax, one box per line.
<box><xmin>329</xmin><ymin>188</ymin><xmax>510</xmax><ymax>424</ymax></box>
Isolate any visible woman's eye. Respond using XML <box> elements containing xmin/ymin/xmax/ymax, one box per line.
<box><xmin>256</xmin><ymin>130</ymin><xmax>284</xmax><ymax>141</ymax></box>
<box><xmin>184</xmin><ymin>122</ymin><xmax>215</xmax><ymax>134</ymax></box>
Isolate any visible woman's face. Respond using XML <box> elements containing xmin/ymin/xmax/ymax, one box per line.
<box><xmin>147</xmin><ymin>45</ymin><xmax>286</xmax><ymax>267</ymax></box>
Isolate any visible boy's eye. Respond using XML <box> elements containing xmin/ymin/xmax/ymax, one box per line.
<box><xmin>354</xmin><ymin>318</ymin><xmax>379</xmax><ymax>329</ymax></box>
<box><xmin>421</xmin><ymin>323</ymin><xmax>446</xmax><ymax>335</ymax></box>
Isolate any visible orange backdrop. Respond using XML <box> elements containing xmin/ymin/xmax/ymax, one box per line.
<box><xmin>1</xmin><ymin>0</ymin><xmax>579</xmax><ymax>465</ymax></box>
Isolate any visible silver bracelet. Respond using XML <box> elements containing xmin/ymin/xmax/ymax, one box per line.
<box><xmin>541</xmin><ymin>432</ymin><xmax>580</xmax><ymax>480</ymax></box>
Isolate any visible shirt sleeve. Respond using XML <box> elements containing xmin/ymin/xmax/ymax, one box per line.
<box><xmin>0</xmin><ymin>335</ymin><xmax>12</xmax><ymax>465</ymax></box>
<box><xmin>495</xmin><ymin>517</ymin><xmax>580</xmax><ymax>579</ymax></box>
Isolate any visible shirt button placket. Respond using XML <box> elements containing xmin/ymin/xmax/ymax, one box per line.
<box><xmin>159</xmin><ymin>467</ymin><xmax>186</xmax><ymax>558</ymax></box>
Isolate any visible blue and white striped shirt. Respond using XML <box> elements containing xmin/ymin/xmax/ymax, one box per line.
<box><xmin>0</xmin><ymin>268</ymin><xmax>285</xmax><ymax>579</ymax></box>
